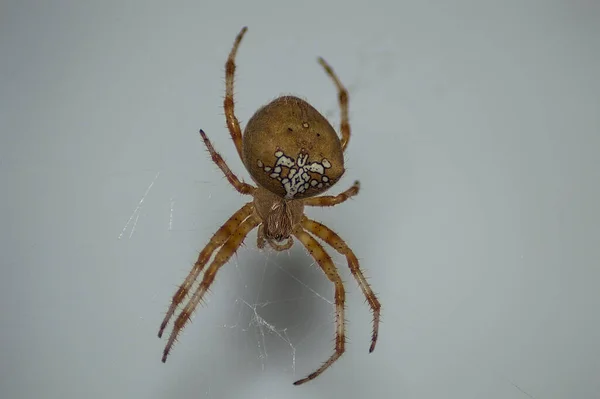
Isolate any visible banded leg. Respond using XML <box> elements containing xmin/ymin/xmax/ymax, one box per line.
<box><xmin>161</xmin><ymin>214</ymin><xmax>260</xmax><ymax>362</ymax></box>
<box><xmin>301</xmin><ymin>217</ymin><xmax>381</xmax><ymax>352</ymax></box>
<box><xmin>200</xmin><ymin>129</ymin><xmax>255</xmax><ymax>195</ymax></box>
<box><xmin>318</xmin><ymin>57</ymin><xmax>351</xmax><ymax>151</ymax></box>
<box><xmin>293</xmin><ymin>227</ymin><xmax>346</xmax><ymax>385</ymax></box>
<box><xmin>158</xmin><ymin>202</ymin><xmax>254</xmax><ymax>338</ymax></box>
<box><xmin>303</xmin><ymin>180</ymin><xmax>360</xmax><ymax>207</ymax></box>
<box><xmin>224</xmin><ymin>26</ymin><xmax>248</xmax><ymax>161</ymax></box>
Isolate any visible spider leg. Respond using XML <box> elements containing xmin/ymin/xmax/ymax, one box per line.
<box><xmin>161</xmin><ymin>213</ymin><xmax>260</xmax><ymax>362</ymax></box>
<box><xmin>292</xmin><ymin>226</ymin><xmax>346</xmax><ymax>385</ymax></box>
<box><xmin>301</xmin><ymin>217</ymin><xmax>381</xmax><ymax>353</ymax></box>
<box><xmin>224</xmin><ymin>26</ymin><xmax>247</xmax><ymax>162</ymax></box>
<box><xmin>158</xmin><ymin>202</ymin><xmax>254</xmax><ymax>338</ymax></box>
<box><xmin>303</xmin><ymin>180</ymin><xmax>360</xmax><ymax>207</ymax></box>
<box><xmin>318</xmin><ymin>57</ymin><xmax>350</xmax><ymax>152</ymax></box>
<box><xmin>200</xmin><ymin>129</ymin><xmax>255</xmax><ymax>195</ymax></box>
<box><xmin>256</xmin><ymin>224</ymin><xmax>266</xmax><ymax>249</ymax></box>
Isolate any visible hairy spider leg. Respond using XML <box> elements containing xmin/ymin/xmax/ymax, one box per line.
<box><xmin>200</xmin><ymin>129</ymin><xmax>255</xmax><ymax>195</ymax></box>
<box><xmin>162</xmin><ymin>214</ymin><xmax>261</xmax><ymax>362</ymax></box>
<box><xmin>158</xmin><ymin>203</ymin><xmax>254</xmax><ymax>338</ymax></box>
<box><xmin>292</xmin><ymin>227</ymin><xmax>346</xmax><ymax>385</ymax></box>
<box><xmin>224</xmin><ymin>26</ymin><xmax>248</xmax><ymax>161</ymax></box>
<box><xmin>303</xmin><ymin>180</ymin><xmax>360</xmax><ymax>207</ymax></box>
<box><xmin>301</xmin><ymin>217</ymin><xmax>381</xmax><ymax>352</ymax></box>
<box><xmin>318</xmin><ymin>57</ymin><xmax>351</xmax><ymax>152</ymax></box>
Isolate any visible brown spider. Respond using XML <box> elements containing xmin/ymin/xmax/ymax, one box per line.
<box><xmin>158</xmin><ymin>26</ymin><xmax>381</xmax><ymax>385</ymax></box>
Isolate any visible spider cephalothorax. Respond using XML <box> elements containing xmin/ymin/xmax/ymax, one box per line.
<box><xmin>253</xmin><ymin>185</ymin><xmax>303</xmax><ymax>250</ymax></box>
<box><xmin>158</xmin><ymin>27</ymin><xmax>381</xmax><ymax>386</ymax></box>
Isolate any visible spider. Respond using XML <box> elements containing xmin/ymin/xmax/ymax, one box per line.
<box><xmin>158</xmin><ymin>26</ymin><xmax>381</xmax><ymax>386</ymax></box>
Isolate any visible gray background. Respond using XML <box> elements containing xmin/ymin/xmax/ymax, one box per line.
<box><xmin>1</xmin><ymin>1</ymin><xmax>599</xmax><ymax>398</ymax></box>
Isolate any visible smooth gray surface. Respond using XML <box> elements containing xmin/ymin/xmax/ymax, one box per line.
<box><xmin>1</xmin><ymin>1</ymin><xmax>599</xmax><ymax>398</ymax></box>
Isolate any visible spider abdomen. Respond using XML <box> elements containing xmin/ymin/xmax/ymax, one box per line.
<box><xmin>242</xmin><ymin>96</ymin><xmax>345</xmax><ymax>199</ymax></box>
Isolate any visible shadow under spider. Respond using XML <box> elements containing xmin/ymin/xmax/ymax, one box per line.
<box><xmin>165</xmin><ymin>246</ymin><xmax>334</xmax><ymax>397</ymax></box>
<box><xmin>234</xmin><ymin>246</ymin><xmax>334</xmax><ymax>366</ymax></box>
